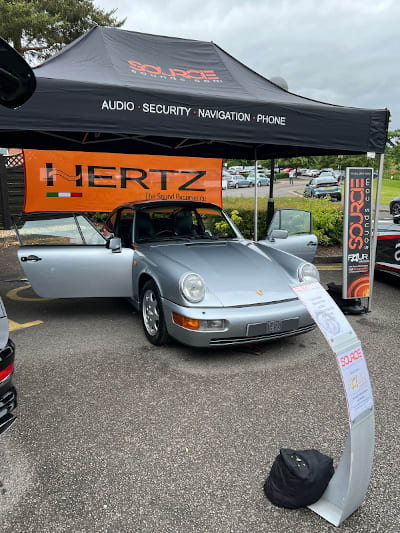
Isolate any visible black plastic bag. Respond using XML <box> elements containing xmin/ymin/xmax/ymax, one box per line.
<box><xmin>326</xmin><ymin>282</ymin><xmax>366</xmax><ymax>315</ymax></box>
<box><xmin>264</xmin><ymin>448</ymin><xmax>334</xmax><ymax>509</ymax></box>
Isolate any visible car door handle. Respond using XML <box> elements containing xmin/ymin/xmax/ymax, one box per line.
<box><xmin>21</xmin><ymin>255</ymin><xmax>42</xmax><ymax>262</ymax></box>
<box><xmin>307</xmin><ymin>241</ymin><xmax>317</xmax><ymax>246</ymax></box>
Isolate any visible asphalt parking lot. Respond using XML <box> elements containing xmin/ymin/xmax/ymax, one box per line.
<box><xmin>0</xmin><ymin>243</ymin><xmax>399</xmax><ymax>533</ymax></box>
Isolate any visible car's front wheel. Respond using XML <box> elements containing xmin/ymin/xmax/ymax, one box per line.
<box><xmin>140</xmin><ymin>280</ymin><xmax>170</xmax><ymax>345</ymax></box>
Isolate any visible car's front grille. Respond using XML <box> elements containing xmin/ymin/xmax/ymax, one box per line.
<box><xmin>209</xmin><ymin>324</ymin><xmax>315</xmax><ymax>346</ymax></box>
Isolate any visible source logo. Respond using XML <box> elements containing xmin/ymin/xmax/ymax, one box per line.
<box><xmin>128</xmin><ymin>60</ymin><xmax>220</xmax><ymax>81</ymax></box>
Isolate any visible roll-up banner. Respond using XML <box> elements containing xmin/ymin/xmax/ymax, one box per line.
<box><xmin>342</xmin><ymin>168</ymin><xmax>373</xmax><ymax>299</ymax></box>
<box><xmin>23</xmin><ymin>150</ymin><xmax>223</xmax><ymax>213</ymax></box>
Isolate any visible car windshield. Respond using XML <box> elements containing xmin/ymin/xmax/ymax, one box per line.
<box><xmin>135</xmin><ymin>204</ymin><xmax>240</xmax><ymax>242</ymax></box>
<box><xmin>316</xmin><ymin>177</ymin><xmax>337</xmax><ymax>186</ymax></box>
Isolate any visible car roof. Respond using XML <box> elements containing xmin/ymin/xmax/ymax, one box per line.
<box><xmin>111</xmin><ymin>200</ymin><xmax>223</xmax><ymax>212</ymax></box>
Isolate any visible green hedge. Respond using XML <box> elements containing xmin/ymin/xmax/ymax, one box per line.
<box><xmin>225</xmin><ymin>197</ymin><xmax>343</xmax><ymax>246</ymax></box>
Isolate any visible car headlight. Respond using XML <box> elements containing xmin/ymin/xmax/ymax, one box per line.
<box><xmin>298</xmin><ymin>262</ymin><xmax>320</xmax><ymax>283</ymax></box>
<box><xmin>180</xmin><ymin>273</ymin><xmax>205</xmax><ymax>303</ymax></box>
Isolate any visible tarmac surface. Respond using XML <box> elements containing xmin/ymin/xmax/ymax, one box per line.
<box><xmin>0</xmin><ymin>243</ymin><xmax>399</xmax><ymax>533</ymax></box>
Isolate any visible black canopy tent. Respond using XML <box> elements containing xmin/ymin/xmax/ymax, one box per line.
<box><xmin>0</xmin><ymin>26</ymin><xmax>390</xmax><ymax>310</ymax></box>
<box><xmin>0</xmin><ymin>26</ymin><xmax>389</xmax><ymax>157</ymax></box>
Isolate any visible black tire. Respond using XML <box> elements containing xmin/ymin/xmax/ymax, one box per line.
<box><xmin>337</xmin><ymin>194</ymin><xmax>342</xmax><ymax>201</ymax></box>
<box><xmin>391</xmin><ymin>201</ymin><xmax>400</xmax><ymax>217</ymax></box>
<box><xmin>235</xmin><ymin>183</ymin><xmax>239</xmax><ymax>189</ymax></box>
<box><xmin>140</xmin><ymin>280</ymin><xmax>170</xmax><ymax>345</ymax></box>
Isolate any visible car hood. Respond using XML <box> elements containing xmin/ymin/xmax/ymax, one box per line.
<box><xmin>146</xmin><ymin>240</ymin><xmax>298</xmax><ymax>306</ymax></box>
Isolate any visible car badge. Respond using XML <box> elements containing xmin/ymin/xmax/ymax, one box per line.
<box><xmin>256</xmin><ymin>290</ymin><xmax>263</xmax><ymax>296</ymax></box>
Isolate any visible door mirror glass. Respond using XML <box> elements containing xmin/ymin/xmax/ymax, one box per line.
<box><xmin>108</xmin><ymin>237</ymin><xmax>122</xmax><ymax>253</ymax></box>
<box><xmin>267</xmin><ymin>209</ymin><xmax>312</xmax><ymax>238</ymax></box>
<box><xmin>270</xmin><ymin>229</ymin><xmax>288</xmax><ymax>240</ymax></box>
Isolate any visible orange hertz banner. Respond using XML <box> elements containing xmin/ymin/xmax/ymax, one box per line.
<box><xmin>23</xmin><ymin>150</ymin><xmax>223</xmax><ymax>212</ymax></box>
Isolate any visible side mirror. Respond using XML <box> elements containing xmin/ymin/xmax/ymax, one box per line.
<box><xmin>269</xmin><ymin>229</ymin><xmax>288</xmax><ymax>241</ymax></box>
<box><xmin>0</xmin><ymin>38</ymin><xmax>36</xmax><ymax>108</ymax></box>
<box><xmin>107</xmin><ymin>236</ymin><xmax>122</xmax><ymax>253</ymax></box>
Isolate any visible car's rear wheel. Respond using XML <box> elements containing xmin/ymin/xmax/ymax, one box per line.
<box><xmin>140</xmin><ymin>280</ymin><xmax>170</xmax><ymax>345</ymax></box>
<box><xmin>235</xmin><ymin>183</ymin><xmax>239</xmax><ymax>188</ymax></box>
<box><xmin>392</xmin><ymin>201</ymin><xmax>400</xmax><ymax>217</ymax></box>
<box><xmin>337</xmin><ymin>194</ymin><xmax>342</xmax><ymax>201</ymax></box>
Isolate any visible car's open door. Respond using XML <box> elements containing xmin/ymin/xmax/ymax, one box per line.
<box><xmin>259</xmin><ymin>209</ymin><xmax>318</xmax><ymax>262</ymax></box>
<box><xmin>14</xmin><ymin>214</ymin><xmax>134</xmax><ymax>298</ymax></box>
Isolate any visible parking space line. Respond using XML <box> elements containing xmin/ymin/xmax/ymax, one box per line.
<box><xmin>317</xmin><ymin>265</ymin><xmax>342</xmax><ymax>271</ymax></box>
<box><xmin>9</xmin><ymin>319</ymin><xmax>43</xmax><ymax>331</ymax></box>
<box><xmin>289</xmin><ymin>190</ymin><xmax>303</xmax><ymax>197</ymax></box>
<box><xmin>6</xmin><ymin>283</ymin><xmax>53</xmax><ymax>302</ymax></box>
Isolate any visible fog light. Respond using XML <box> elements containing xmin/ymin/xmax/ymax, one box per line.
<box><xmin>199</xmin><ymin>319</ymin><xmax>225</xmax><ymax>330</ymax></box>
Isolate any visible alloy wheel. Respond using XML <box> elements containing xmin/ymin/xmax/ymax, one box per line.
<box><xmin>142</xmin><ymin>289</ymin><xmax>159</xmax><ymax>336</ymax></box>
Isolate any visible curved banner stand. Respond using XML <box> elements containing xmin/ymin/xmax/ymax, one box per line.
<box><xmin>293</xmin><ymin>282</ymin><xmax>374</xmax><ymax>527</ymax></box>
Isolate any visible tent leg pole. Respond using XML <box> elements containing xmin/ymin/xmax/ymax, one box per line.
<box><xmin>254</xmin><ymin>148</ymin><xmax>258</xmax><ymax>241</ymax></box>
<box><xmin>368</xmin><ymin>152</ymin><xmax>385</xmax><ymax>312</ymax></box>
<box><xmin>267</xmin><ymin>158</ymin><xmax>275</xmax><ymax>226</ymax></box>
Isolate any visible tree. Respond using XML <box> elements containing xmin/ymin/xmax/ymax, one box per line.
<box><xmin>0</xmin><ymin>0</ymin><xmax>126</xmax><ymax>62</ymax></box>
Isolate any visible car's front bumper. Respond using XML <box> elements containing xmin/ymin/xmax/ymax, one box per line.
<box><xmin>162</xmin><ymin>297</ymin><xmax>315</xmax><ymax>347</ymax></box>
<box><xmin>0</xmin><ymin>339</ymin><xmax>17</xmax><ymax>435</ymax></box>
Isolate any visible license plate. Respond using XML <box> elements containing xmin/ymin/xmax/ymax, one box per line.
<box><xmin>323</xmin><ymin>186</ymin><xmax>334</xmax><ymax>189</ymax></box>
<box><xmin>247</xmin><ymin>318</ymin><xmax>299</xmax><ymax>337</ymax></box>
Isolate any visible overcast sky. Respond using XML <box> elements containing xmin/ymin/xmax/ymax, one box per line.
<box><xmin>96</xmin><ymin>0</ymin><xmax>399</xmax><ymax>129</ymax></box>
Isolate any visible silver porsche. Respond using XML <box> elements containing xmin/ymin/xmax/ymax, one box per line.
<box><xmin>14</xmin><ymin>201</ymin><xmax>319</xmax><ymax>347</ymax></box>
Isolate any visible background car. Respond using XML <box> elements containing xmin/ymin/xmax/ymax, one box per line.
<box><xmin>332</xmin><ymin>170</ymin><xmax>345</xmax><ymax>182</ymax></box>
<box><xmin>390</xmin><ymin>196</ymin><xmax>400</xmax><ymax>224</ymax></box>
<box><xmin>0</xmin><ymin>298</ymin><xmax>17</xmax><ymax>435</ymax></box>
<box><xmin>376</xmin><ymin>221</ymin><xmax>400</xmax><ymax>276</ymax></box>
<box><xmin>246</xmin><ymin>171</ymin><xmax>270</xmax><ymax>186</ymax></box>
<box><xmin>222</xmin><ymin>169</ymin><xmax>231</xmax><ymax>190</ymax></box>
<box><xmin>304</xmin><ymin>176</ymin><xmax>342</xmax><ymax>200</ymax></box>
<box><xmin>14</xmin><ymin>202</ymin><xmax>319</xmax><ymax>348</ymax></box>
<box><xmin>227</xmin><ymin>173</ymin><xmax>251</xmax><ymax>188</ymax></box>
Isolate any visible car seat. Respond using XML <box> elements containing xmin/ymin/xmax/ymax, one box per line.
<box><xmin>118</xmin><ymin>219</ymin><xmax>133</xmax><ymax>247</ymax></box>
<box><xmin>135</xmin><ymin>211</ymin><xmax>155</xmax><ymax>241</ymax></box>
<box><xmin>174</xmin><ymin>210</ymin><xmax>197</xmax><ymax>236</ymax></box>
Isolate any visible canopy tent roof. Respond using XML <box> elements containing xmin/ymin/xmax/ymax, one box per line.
<box><xmin>0</xmin><ymin>26</ymin><xmax>389</xmax><ymax>158</ymax></box>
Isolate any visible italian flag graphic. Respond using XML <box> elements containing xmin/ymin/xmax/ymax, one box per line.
<box><xmin>46</xmin><ymin>192</ymin><xmax>83</xmax><ymax>198</ymax></box>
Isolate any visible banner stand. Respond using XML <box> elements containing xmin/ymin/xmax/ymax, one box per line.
<box><xmin>308</xmin><ymin>406</ymin><xmax>374</xmax><ymax>527</ymax></box>
<box><xmin>293</xmin><ymin>284</ymin><xmax>375</xmax><ymax>527</ymax></box>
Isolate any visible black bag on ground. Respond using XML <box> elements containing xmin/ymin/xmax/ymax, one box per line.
<box><xmin>264</xmin><ymin>448</ymin><xmax>334</xmax><ymax>509</ymax></box>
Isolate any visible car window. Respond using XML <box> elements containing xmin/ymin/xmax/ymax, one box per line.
<box><xmin>268</xmin><ymin>209</ymin><xmax>312</xmax><ymax>236</ymax></box>
<box><xmin>76</xmin><ymin>216</ymin><xmax>106</xmax><ymax>245</ymax></box>
<box><xmin>135</xmin><ymin>204</ymin><xmax>238</xmax><ymax>241</ymax></box>
<box><xmin>15</xmin><ymin>215</ymin><xmax>85</xmax><ymax>245</ymax></box>
<box><xmin>117</xmin><ymin>208</ymin><xmax>134</xmax><ymax>247</ymax></box>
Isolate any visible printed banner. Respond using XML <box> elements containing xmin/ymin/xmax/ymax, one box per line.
<box><xmin>23</xmin><ymin>150</ymin><xmax>223</xmax><ymax>213</ymax></box>
<box><xmin>292</xmin><ymin>282</ymin><xmax>355</xmax><ymax>348</ymax></box>
<box><xmin>336</xmin><ymin>345</ymin><xmax>373</xmax><ymax>424</ymax></box>
<box><xmin>293</xmin><ymin>282</ymin><xmax>373</xmax><ymax>425</ymax></box>
<box><xmin>343</xmin><ymin>168</ymin><xmax>373</xmax><ymax>298</ymax></box>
